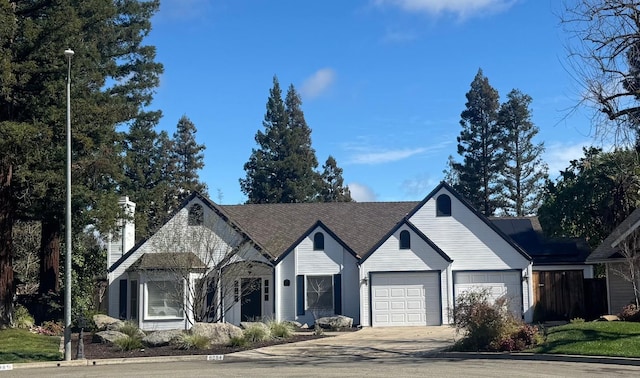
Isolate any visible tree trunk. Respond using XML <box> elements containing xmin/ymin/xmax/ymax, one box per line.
<box><xmin>0</xmin><ymin>160</ymin><xmax>14</xmax><ymax>326</ymax></box>
<box><xmin>39</xmin><ymin>218</ymin><xmax>60</xmax><ymax>294</ymax></box>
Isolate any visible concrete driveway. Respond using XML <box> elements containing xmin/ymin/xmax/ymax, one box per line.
<box><xmin>229</xmin><ymin>326</ymin><xmax>458</xmax><ymax>361</ymax></box>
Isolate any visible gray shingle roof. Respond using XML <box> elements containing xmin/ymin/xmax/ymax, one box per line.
<box><xmin>220</xmin><ymin>201</ymin><xmax>420</xmax><ymax>259</ymax></box>
<box><xmin>589</xmin><ymin>208</ymin><xmax>640</xmax><ymax>262</ymax></box>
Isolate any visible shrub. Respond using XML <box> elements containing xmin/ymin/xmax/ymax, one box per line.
<box><xmin>118</xmin><ymin>321</ymin><xmax>142</xmax><ymax>338</ymax></box>
<box><xmin>113</xmin><ymin>336</ymin><xmax>143</xmax><ymax>351</ymax></box>
<box><xmin>619</xmin><ymin>304</ymin><xmax>640</xmax><ymax>322</ymax></box>
<box><xmin>450</xmin><ymin>289</ymin><xmax>518</xmax><ymax>351</ymax></box>
<box><xmin>268</xmin><ymin>321</ymin><xmax>294</xmax><ymax>339</ymax></box>
<box><xmin>13</xmin><ymin>305</ymin><xmax>35</xmax><ymax>330</ymax></box>
<box><xmin>570</xmin><ymin>317</ymin><xmax>585</xmax><ymax>324</ymax></box>
<box><xmin>33</xmin><ymin>320</ymin><xmax>64</xmax><ymax>336</ymax></box>
<box><xmin>174</xmin><ymin>333</ymin><xmax>210</xmax><ymax>350</ymax></box>
<box><xmin>243</xmin><ymin>323</ymin><xmax>270</xmax><ymax>342</ymax></box>
<box><xmin>228</xmin><ymin>335</ymin><xmax>248</xmax><ymax>347</ymax></box>
<box><xmin>490</xmin><ymin>323</ymin><xmax>541</xmax><ymax>352</ymax></box>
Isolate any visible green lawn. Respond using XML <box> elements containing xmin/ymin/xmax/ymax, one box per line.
<box><xmin>0</xmin><ymin>329</ymin><xmax>62</xmax><ymax>363</ymax></box>
<box><xmin>531</xmin><ymin>321</ymin><xmax>640</xmax><ymax>358</ymax></box>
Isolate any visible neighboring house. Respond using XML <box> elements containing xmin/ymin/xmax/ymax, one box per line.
<box><xmin>588</xmin><ymin>208</ymin><xmax>640</xmax><ymax>314</ymax></box>
<box><xmin>491</xmin><ymin>217</ymin><xmax>598</xmax><ymax>320</ymax></box>
<box><xmin>106</xmin><ymin>182</ymin><xmax>536</xmax><ymax>331</ymax></box>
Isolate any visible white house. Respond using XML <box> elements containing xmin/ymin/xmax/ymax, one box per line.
<box><xmin>106</xmin><ymin>182</ymin><xmax>536</xmax><ymax>330</ymax></box>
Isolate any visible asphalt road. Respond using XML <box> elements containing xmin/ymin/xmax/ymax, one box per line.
<box><xmin>4</xmin><ymin>357</ymin><xmax>640</xmax><ymax>378</ymax></box>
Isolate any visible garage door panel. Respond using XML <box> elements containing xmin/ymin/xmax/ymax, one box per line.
<box><xmin>454</xmin><ymin>271</ymin><xmax>522</xmax><ymax>318</ymax></box>
<box><xmin>370</xmin><ymin>272</ymin><xmax>440</xmax><ymax>327</ymax></box>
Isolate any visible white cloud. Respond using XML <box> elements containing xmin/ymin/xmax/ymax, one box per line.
<box><xmin>401</xmin><ymin>174</ymin><xmax>440</xmax><ymax>198</ymax></box>
<box><xmin>300</xmin><ymin>68</ymin><xmax>336</xmax><ymax>100</ymax></box>
<box><xmin>374</xmin><ymin>0</ymin><xmax>516</xmax><ymax>19</ymax></box>
<box><xmin>349</xmin><ymin>182</ymin><xmax>378</xmax><ymax>202</ymax></box>
<box><xmin>544</xmin><ymin>141</ymin><xmax>592</xmax><ymax>177</ymax></box>
<box><xmin>349</xmin><ymin>147</ymin><xmax>426</xmax><ymax>165</ymax></box>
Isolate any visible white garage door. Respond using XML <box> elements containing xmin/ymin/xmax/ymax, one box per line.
<box><xmin>370</xmin><ymin>272</ymin><xmax>441</xmax><ymax>326</ymax></box>
<box><xmin>454</xmin><ymin>271</ymin><xmax>522</xmax><ymax>318</ymax></box>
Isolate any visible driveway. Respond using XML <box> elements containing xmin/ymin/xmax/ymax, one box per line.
<box><xmin>229</xmin><ymin>326</ymin><xmax>458</xmax><ymax>361</ymax></box>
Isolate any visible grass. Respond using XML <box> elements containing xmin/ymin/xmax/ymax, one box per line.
<box><xmin>531</xmin><ymin>321</ymin><xmax>640</xmax><ymax>358</ymax></box>
<box><xmin>0</xmin><ymin>328</ymin><xmax>62</xmax><ymax>363</ymax></box>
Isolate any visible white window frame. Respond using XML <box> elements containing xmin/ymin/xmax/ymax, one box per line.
<box><xmin>144</xmin><ymin>280</ymin><xmax>185</xmax><ymax>320</ymax></box>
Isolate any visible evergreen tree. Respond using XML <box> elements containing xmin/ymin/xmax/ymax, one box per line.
<box><xmin>2</xmin><ymin>0</ymin><xmax>162</xmax><ymax>295</ymax></box>
<box><xmin>172</xmin><ymin>115</ymin><xmax>207</xmax><ymax>203</ymax></box>
<box><xmin>498</xmin><ymin>90</ymin><xmax>548</xmax><ymax>216</ymax></box>
<box><xmin>240</xmin><ymin>77</ymin><xmax>319</xmax><ymax>203</ymax></box>
<box><xmin>452</xmin><ymin>69</ymin><xmax>505</xmax><ymax>215</ymax></box>
<box><xmin>319</xmin><ymin>156</ymin><xmax>352</xmax><ymax>202</ymax></box>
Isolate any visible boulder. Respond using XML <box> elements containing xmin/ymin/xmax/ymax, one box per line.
<box><xmin>597</xmin><ymin>315</ymin><xmax>621</xmax><ymax>322</ymax></box>
<box><xmin>191</xmin><ymin>322</ymin><xmax>243</xmax><ymax>344</ymax></box>
<box><xmin>143</xmin><ymin>329</ymin><xmax>184</xmax><ymax>347</ymax></box>
<box><xmin>93</xmin><ymin>330</ymin><xmax>127</xmax><ymax>344</ymax></box>
<box><xmin>283</xmin><ymin>320</ymin><xmax>303</xmax><ymax>329</ymax></box>
<box><xmin>315</xmin><ymin>315</ymin><xmax>353</xmax><ymax>330</ymax></box>
<box><xmin>93</xmin><ymin>314</ymin><xmax>124</xmax><ymax>331</ymax></box>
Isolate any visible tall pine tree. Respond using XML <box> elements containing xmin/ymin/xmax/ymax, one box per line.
<box><xmin>452</xmin><ymin>69</ymin><xmax>505</xmax><ymax>215</ymax></box>
<box><xmin>319</xmin><ymin>156</ymin><xmax>352</xmax><ymax>202</ymax></box>
<box><xmin>240</xmin><ymin>77</ymin><xmax>319</xmax><ymax>203</ymax></box>
<box><xmin>172</xmin><ymin>115</ymin><xmax>207</xmax><ymax>204</ymax></box>
<box><xmin>498</xmin><ymin>89</ymin><xmax>548</xmax><ymax>216</ymax></box>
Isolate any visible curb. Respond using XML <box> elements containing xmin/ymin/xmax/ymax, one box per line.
<box><xmin>423</xmin><ymin>351</ymin><xmax>640</xmax><ymax>367</ymax></box>
<box><xmin>7</xmin><ymin>354</ymin><xmax>224</xmax><ymax>370</ymax></box>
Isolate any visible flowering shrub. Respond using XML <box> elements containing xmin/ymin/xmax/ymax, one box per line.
<box><xmin>32</xmin><ymin>320</ymin><xmax>64</xmax><ymax>336</ymax></box>
<box><xmin>619</xmin><ymin>304</ymin><xmax>640</xmax><ymax>322</ymax></box>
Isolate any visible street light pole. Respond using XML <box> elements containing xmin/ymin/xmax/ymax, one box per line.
<box><xmin>64</xmin><ymin>48</ymin><xmax>74</xmax><ymax>362</ymax></box>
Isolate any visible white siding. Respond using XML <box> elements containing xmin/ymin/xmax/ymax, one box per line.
<box><xmin>409</xmin><ymin>188</ymin><xmax>530</xmax><ymax>271</ymax></box>
<box><xmin>275</xmin><ymin>226</ymin><xmax>360</xmax><ymax>326</ymax></box>
<box><xmin>360</xmin><ymin>225</ymin><xmax>451</xmax><ymax>327</ymax></box>
<box><xmin>607</xmin><ymin>262</ymin><xmax>636</xmax><ymax>314</ymax></box>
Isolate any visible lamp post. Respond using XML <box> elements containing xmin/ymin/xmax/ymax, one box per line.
<box><xmin>64</xmin><ymin>48</ymin><xmax>74</xmax><ymax>362</ymax></box>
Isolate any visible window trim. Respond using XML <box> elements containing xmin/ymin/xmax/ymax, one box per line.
<box><xmin>313</xmin><ymin>232</ymin><xmax>325</xmax><ymax>250</ymax></box>
<box><xmin>144</xmin><ymin>280</ymin><xmax>185</xmax><ymax>320</ymax></box>
<box><xmin>399</xmin><ymin>230</ymin><xmax>411</xmax><ymax>249</ymax></box>
<box><xmin>436</xmin><ymin>194</ymin><xmax>452</xmax><ymax>217</ymax></box>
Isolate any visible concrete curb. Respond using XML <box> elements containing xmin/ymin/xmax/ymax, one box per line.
<box><xmin>8</xmin><ymin>354</ymin><xmax>224</xmax><ymax>370</ymax></box>
<box><xmin>423</xmin><ymin>351</ymin><xmax>640</xmax><ymax>367</ymax></box>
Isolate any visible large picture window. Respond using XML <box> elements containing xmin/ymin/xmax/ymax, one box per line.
<box><xmin>146</xmin><ymin>281</ymin><xmax>184</xmax><ymax>318</ymax></box>
<box><xmin>306</xmin><ymin>275</ymin><xmax>333</xmax><ymax>312</ymax></box>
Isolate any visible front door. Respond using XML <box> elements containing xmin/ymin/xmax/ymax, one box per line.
<box><xmin>241</xmin><ymin>278</ymin><xmax>262</xmax><ymax>321</ymax></box>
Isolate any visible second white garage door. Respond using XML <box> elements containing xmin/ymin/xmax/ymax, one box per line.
<box><xmin>370</xmin><ymin>272</ymin><xmax>441</xmax><ymax>326</ymax></box>
<box><xmin>454</xmin><ymin>271</ymin><xmax>523</xmax><ymax>318</ymax></box>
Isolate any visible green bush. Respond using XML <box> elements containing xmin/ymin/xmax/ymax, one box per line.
<box><xmin>450</xmin><ymin>289</ymin><xmax>519</xmax><ymax>351</ymax></box>
<box><xmin>113</xmin><ymin>335</ymin><xmax>142</xmax><ymax>351</ymax></box>
<box><xmin>228</xmin><ymin>335</ymin><xmax>248</xmax><ymax>347</ymax></box>
<box><xmin>268</xmin><ymin>321</ymin><xmax>294</xmax><ymax>339</ymax></box>
<box><xmin>173</xmin><ymin>333</ymin><xmax>210</xmax><ymax>350</ymax></box>
<box><xmin>13</xmin><ymin>305</ymin><xmax>35</xmax><ymax>330</ymax></box>
<box><xmin>570</xmin><ymin>317</ymin><xmax>585</xmax><ymax>324</ymax></box>
<box><xmin>243</xmin><ymin>324</ymin><xmax>270</xmax><ymax>342</ymax></box>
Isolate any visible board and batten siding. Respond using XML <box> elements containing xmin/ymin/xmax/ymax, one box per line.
<box><xmin>607</xmin><ymin>262</ymin><xmax>637</xmax><ymax>314</ymax></box>
<box><xmin>360</xmin><ymin>225</ymin><xmax>452</xmax><ymax>327</ymax></box>
<box><xmin>275</xmin><ymin>226</ymin><xmax>360</xmax><ymax>325</ymax></box>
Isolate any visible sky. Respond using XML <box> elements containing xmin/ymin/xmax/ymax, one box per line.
<box><xmin>145</xmin><ymin>0</ymin><xmax>599</xmax><ymax>204</ymax></box>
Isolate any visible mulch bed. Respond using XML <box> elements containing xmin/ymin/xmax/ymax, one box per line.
<box><xmin>70</xmin><ymin>332</ymin><xmax>324</xmax><ymax>360</ymax></box>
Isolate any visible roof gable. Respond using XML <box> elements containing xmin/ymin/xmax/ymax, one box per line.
<box><xmin>590</xmin><ymin>208</ymin><xmax>640</xmax><ymax>262</ymax></box>
<box><xmin>275</xmin><ymin>220</ymin><xmax>358</xmax><ymax>263</ymax></box>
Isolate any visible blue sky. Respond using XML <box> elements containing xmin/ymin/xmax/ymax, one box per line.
<box><xmin>146</xmin><ymin>0</ymin><xmax>596</xmax><ymax>204</ymax></box>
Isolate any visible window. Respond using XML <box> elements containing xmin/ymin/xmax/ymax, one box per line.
<box><xmin>306</xmin><ymin>275</ymin><xmax>333</xmax><ymax>313</ymax></box>
<box><xmin>313</xmin><ymin>232</ymin><xmax>324</xmax><ymax>250</ymax></box>
<box><xmin>399</xmin><ymin>230</ymin><xmax>411</xmax><ymax>249</ymax></box>
<box><xmin>188</xmin><ymin>204</ymin><xmax>204</xmax><ymax>226</ymax></box>
<box><xmin>146</xmin><ymin>281</ymin><xmax>184</xmax><ymax>318</ymax></box>
<box><xmin>436</xmin><ymin>194</ymin><xmax>452</xmax><ymax>217</ymax></box>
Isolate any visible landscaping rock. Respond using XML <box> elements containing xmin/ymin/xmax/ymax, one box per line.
<box><xmin>597</xmin><ymin>315</ymin><xmax>620</xmax><ymax>321</ymax></box>
<box><xmin>191</xmin><ymin>322</ymin><xmax>242</xmax><ymax>344</ymax></box>
<box><xmin>93</xmin><ymin>314</ymin><xmax>124</xmax><ymax>331</ymax></box>
<box><xmin>93</xmin><ymin>330</ymin><xmax>127</xmax><ymax>344</ymax></box>
<box><xmin>315</xmin><ymin>315</ymin><xmax>353</xmax><ymax>330</ymax></box>
<box><xmin>239</xmin><ymin>322</ymin><xmax>269</xmax><ymax>332</ymax></box>
<box><xmin>284</xmin><ymin>320</ymin><xmax>303</xmax><ymax>329</ymax></box>
<box><xmin>142</xmin><ymin>329</ymin><xmax>184</xmax><ymax>347</ymax></box>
